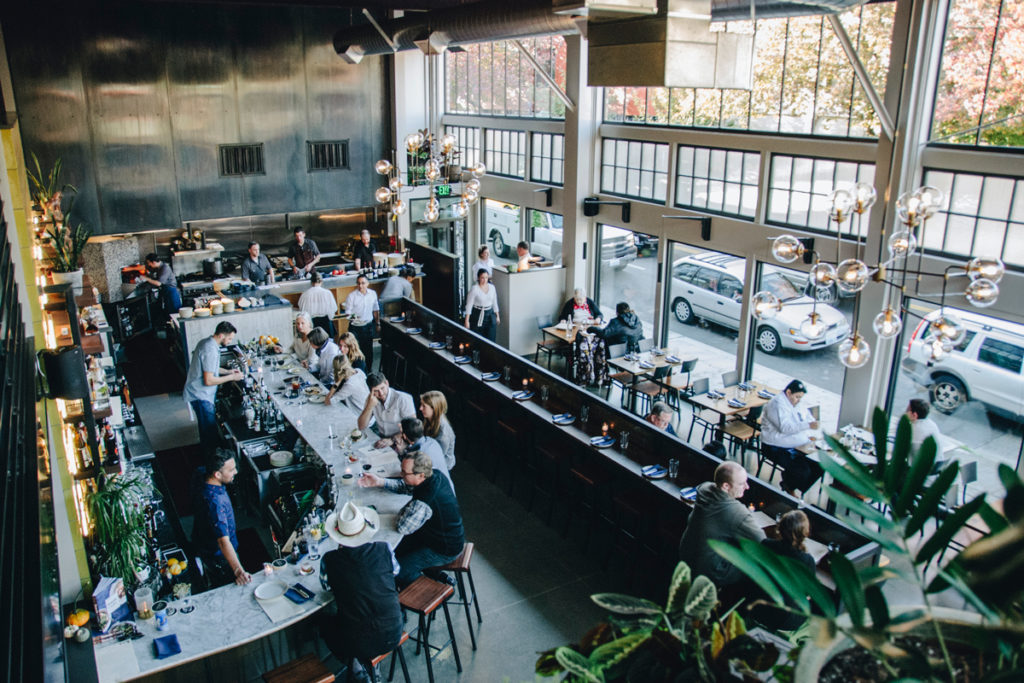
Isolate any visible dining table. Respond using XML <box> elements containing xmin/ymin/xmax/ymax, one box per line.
<box><xmin>686</xmin><ymin>381</ymin><xmax>778</xmax><ymax>431</ymax></box>
<box><xmin>606</xmin><ymin>349</ymin><xmax>693</xmax><ymax>413</ymax></box>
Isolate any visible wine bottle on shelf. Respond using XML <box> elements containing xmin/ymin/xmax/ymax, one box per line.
<box><xmin>74</xmin><ymin>422</ymin><xmax>94</xmax><ymax>471</ymax></box>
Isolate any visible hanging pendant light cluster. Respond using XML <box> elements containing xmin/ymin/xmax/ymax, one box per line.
<box><xmin>374</xmin><ymin>130</ymin><xmax>486</xmax><ymax>223</ymax></box>
<box><xmin>755</xmin><ymin>183</ymin><xmax>1005</xmax><ymax>369</ymax></box>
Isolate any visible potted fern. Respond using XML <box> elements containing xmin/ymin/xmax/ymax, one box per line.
<box><xmin>27</xmin><ymin>152</ymin><xmax>76</xmax><ymax>225</ymax></box>
<box><xmin>711</xmin><ymin>407</ymin><xmax>1024</xmax><ymax>681</ymax></box>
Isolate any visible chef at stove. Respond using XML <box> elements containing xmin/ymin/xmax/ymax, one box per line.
<box><xmin>240</xmin><ymin>241</ymin><xmax>275</xmax><ymax>285</ymax></box>
<box><xmin>288</xmin><ymin>226</ymin><xmax>321</xmax><ymax>277</ymax></box>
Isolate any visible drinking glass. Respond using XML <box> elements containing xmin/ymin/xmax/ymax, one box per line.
<box><xmin>445</xmin><ymin>335</ymin><xmax>453</xmax><ymax>351</ymax></box>
<box><xmin>540</xmin><ymin>385</ymin><xmax>549</xmax><ymax>402</ymax></box>
<box><xmin>472</xmin><ymin>350</ymin><xmax>480</xmax><ymax>366</ymax></box>
<box><xmin>503</xmin><ymin>366</ymin><xmax>511</xmax><ymax>382</ymax></box>
<box><xmin>580</xmin><ymin>404</ymin><xmax>590</xmax><ymax>423</ymax></box>
<box><xmin>619</xmin><ymin>431</ymin><xmax>630</xmax><ymax>451</ymax></box>
<box><xmin>668</xmin><ymin>458</ymin><xmax>679</xmax><ymax>479</ymax></box>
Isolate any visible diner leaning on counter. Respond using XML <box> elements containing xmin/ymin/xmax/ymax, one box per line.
<box><xmin>463</xmin><ymin>268</ymin><xmax>499</xmax><ymax>341</ymax></box>
<box><xmin>299</xmin><ymin>270</ymin><xmax>338</xmax><ymax>332</ymax></box>
<box><xmin>239</xmin><ymin>241</ymin><xmax>275</xmax><ymax>285</ymax></box>
<box><xmin>380</xmin><ymin>265</ymin><xmax>416</xmax><ymax>303</ymax></box>
<box><xmin>420</xmin><ymin>390</ymin><xmax>455</xmax><ymax>470</ymax></box>
<box><xmin>274</xmin><ymin>312</ymin><xmax>318</xmax><ymax>367</ymax></box>
<box><xmin>325</xmin><ymin>354</ymin><xmax>369</xmax><ymax>413</ymax></box>
<box><xmin>183</xmin><ymin>321</ymin><xmax>243</xmax><ymax>455</ymax></box>
<box><xmin>308</xmin><ymin>327</ymin><xmax>340</xmax><ymax>383</ymax></box>
<box><xmin>358</xmin><ymin>451</ymin><xmax>465</xmax><ymax>588</ymax></box>
<box><xmin>352</xmin><ymin>228</ymin><xmax>376</xmax><ymax>270</ymax></box>
<box><xmin>357</xmin><ymin>372</ymin><xmax>416</xmax><ymax>447</ymax></box>
<box><xmin>343</xmin><ymin>274</ymin><xmax>380</xmax><ymax>371</ymax></box>
<box><xmin>190</xmin><ymin>448</ymin><xmax>252</xmax><ymax>588</ymax></box>
<box><xmin>287</xmin><ymin>225</ymin><xmax>321</xmax><ymax>277</ymax></box>
<box><xmin>140</xmin><ymin>253</ymin><xmax>181</xmax><ymax>322</ymax></box>
<box><xmin>760</xmin><ymin>379</ymin><xmax>824</xmax><ymax>496</ymax></box>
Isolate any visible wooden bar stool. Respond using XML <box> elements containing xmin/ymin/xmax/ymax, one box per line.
<box><xmin>262</xmin><ymin>653</ymin><xmax>334</xmax><ymax>683</ymax></box>
<box><xmin>361</xmin><ymin>632</ymin><xmax>412</xmax><ymax>683</ymax></box>
<box><xmin>431</xmin><ymin>542</ymin><xmax>482</xmax><ymax>651</ymax></box>
<box><xmin>398</xmin><ymin>577</ymin><xmax>462</xmax><ymax>683</ymax></box>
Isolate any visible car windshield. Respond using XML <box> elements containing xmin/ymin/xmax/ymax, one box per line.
<box><xmin>763</xmin><ymin>273</ymin><xmax>801</xmax><ymax>302</ymax></box>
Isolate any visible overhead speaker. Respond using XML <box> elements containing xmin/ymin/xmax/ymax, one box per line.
<box><xmin>39</xmin><ymin>346</ymin><xmax>88</xmax><ymax>399</ymax></box>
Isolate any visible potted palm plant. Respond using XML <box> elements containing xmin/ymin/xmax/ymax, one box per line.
<box><xmin>86</xmin><ymin>469</ymin><xmax>151</xmax><ymax>590</ymax></box>
<box><xmin>27</xmin><ymin>152</ymin><xmax>76</xmax><ymax>225</ymax></box>
<box><xmin>710</xmin><ymin>407</ymin><xmax>1024</xmax><ymax>681</ymax></box>
<box><xmin>46</xmin><ymin>197</ymin><xmax>91</xmax><ymax>290</ymax></box>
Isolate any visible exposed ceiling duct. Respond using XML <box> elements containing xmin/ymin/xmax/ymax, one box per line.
<box><xmin>709</xmin><ymin>0</ymin><xmax>871</xmax><ymax>22</ymax></box>
<box><xmin>334</xmin><ymin>0</ymin><xmax>579</xmax><ymax>63</ymax></box>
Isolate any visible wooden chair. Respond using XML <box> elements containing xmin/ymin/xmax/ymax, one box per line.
<box><xmin>722</xmin><ymin>405</ymin><xmax>763</xmax><ymax>469</ymax></box>
<box><xmin>534</xmin><ymin>315</ymin><xmax>568</xmax><ymax>371</ymax></box>
<box><xmin>430</xmin><ymin>543</ymin><xmax>482</xmax><ymax>651</ymax></box>
<box><xmin>632</xmin><ymin>365</ymin><xmax>674</xmax><ymax>416</ymax></box>
<box><xmin>685</xmin><ymin>377</ymin><xmax>718</xmax><ymax>443</ymax></box>
<box><xmin>604</xmin><ymin>343</ymin><xmax>634</xmax><ymax>407</ymax></box>
<box><xmin>663</xmin><ymin>358</ymin><xmax>698</xmax><ymax>410</ymax></box>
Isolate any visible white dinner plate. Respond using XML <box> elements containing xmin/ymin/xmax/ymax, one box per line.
<box><xmin>309</xmin><ymin>394</ymin><xmax>325</xmax><ymax>404</ymax></box>
<box><xmin>255</xmin><ymin>580</ymin><xmax>289</xmax><ymax>601</ymax></box>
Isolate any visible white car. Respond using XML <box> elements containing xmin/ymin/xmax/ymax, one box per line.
<box><xmin>901</xmin><ymin>309</ymin><xmax>1024</xmax><ymax>417</ymax></box>
<box><xmin>670</xmin><ymin>252</ymin><xmax>850</xmax><ymax>354</ymax></box>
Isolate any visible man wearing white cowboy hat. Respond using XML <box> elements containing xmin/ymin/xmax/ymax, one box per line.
<box><xmin>321</xmin><ymin>501</ymin><xmax>404</xmax><ymax>683</ymax></box>
<box><xmin>359</xmin><ymin>452</ymin><xmax>464</xmax><ymax>588</ymax></box>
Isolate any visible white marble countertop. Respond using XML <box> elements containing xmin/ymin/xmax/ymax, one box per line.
<box><xmin>95</xmin><ymin>364</ymin><xmax>407</xmax><ymax>682</ymax></box>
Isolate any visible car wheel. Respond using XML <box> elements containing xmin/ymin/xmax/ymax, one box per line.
<box><xmin>672</xmin><ymin>298</ymin><xmax>694</xmax><ymax>324</ymax></box>
<box><xmin>756</xmin><ymin>326</ymin><xmax>781</xmax><ymax>355</ymax></box>
<box><xmin>930</xmin><ymin>375</ymin><xmax>967</xmax><ymax>414</ymax></box>
<box><xmin>490</xmin><ymin>231</ymin><xmax>508</xmax><ymax>258</ymax></box>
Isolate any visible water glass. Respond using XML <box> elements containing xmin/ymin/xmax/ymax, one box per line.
<box><xmin>668</xmin><ymin>458</ymin><xmax>679</xmax><ymax>479</ymax></box>
<box><xmin>503</xmin><ymin>365</ymin><xmax>511</xmax><ymax>382</ymax></box>
<box><xmin>445</xmin><ymin>335</ymin><xmax>453</xmax><ymax>351</ymax></box>
<box><xmin>540</xmin><ymin>385</ymin><xmax>549</xmax><ymax>402</ymax></box>
<box><xmin>580</xmin><ymin>404</ymin><xmax>589</xmax><ymax>423</ymax></box>
<box><xmin>472</xmin><ymin>350</ymin><xmax>480</xmax><ymax>366</ymax></box>
<box><xmin>620</xmin><ymin>431</ymin><xmax>630</xmax><ymax>451</ymax></box>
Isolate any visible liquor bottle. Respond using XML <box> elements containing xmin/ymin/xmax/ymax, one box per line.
<box><xmin>74</xmin><ymin>422</ymin><xmax>94</xmax><ymax>471</ymax></box>
<box><xmin>103</xmin><ymin>423</ymin><xmax>120</xmax><ymax>467</ymax></box>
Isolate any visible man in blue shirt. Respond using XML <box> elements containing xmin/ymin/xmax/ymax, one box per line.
<box><xmin>191</xmin><ymin>448</ymin><xmax>251</xmax><ymax>588</ymax></box>
<box><xmin>183</xmin><ymin>321</ymin><xmax>243</xmax><ymax>454</ymax></box>
<box><xmin>645</xmin><ymin>401</ymin><xmax>678</xmax><ymax>437</ymax></box>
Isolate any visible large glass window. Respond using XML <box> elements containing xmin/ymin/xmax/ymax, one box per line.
<box><xmin>918</xmin><ymin>169</ymin><xmax>1024</xmax><ymax>268</ymax></box>
<box><xmin>531</xmin><ymin>132</ymin><xmax>565</xmax><ymax>186</ymax></box>
<box><xmin>767</xmin><ymin>155</ymin><xmax>875</xmax><ymax>234</ymax></box>
<box><xmin>485</xmin><ymin>129</ymin><xmax>527</xmax><ymax>178</ymax></box>
<box><xmin>528</xmin><ymin>209</ymin><xmax>564</xmax><ymax>266</ymax></box>
<box><xmin>890</xmin><ymin>300</ymin><xmax>1024</xmax><ymax>499</ymax></box>
<box><xmin>663</xmin><ymin>244</ymin><xmax>742</xmax><ymax>403</ymax></box>
<box><xmin>931</xmin><ymin>0</ymin><xmax>1024</xmax><ymax>147</ymax></box>
<box><xmin>675</xmin><ymin>145</ymin><xmax>760</xmax><ymax>218</ymax></box>
<box><xmin>595</xmin><ymin>224</ymin><xmax>651</xmax><ymax>331</ymax></box>
<box><xmin>445</xmin><ymin>125</ymin><xmax>482</xmax><ymax>168</ymax></box>
<box><xmin>445</xmin><ymin>36</ymin><xmax>567</xmax><ymax>119</ymax></box>
<box><xmin>748</xmin><ymin>262</ymin><xmax>854</xmax><ymax>434</ymax></box>
<box><xmin>600</xmin><ymin>138</ymin><xmax>669</xmax><ymax>202</ymax></box>
<box><xmin>480</xmin><ymin>199</ymin><xmax>521</xmax><ymax>267</ymax></box>
<box><xmin>603</xmin><ymin>3</ymin><xmax>895</xmax><ymax>138</ymax></box>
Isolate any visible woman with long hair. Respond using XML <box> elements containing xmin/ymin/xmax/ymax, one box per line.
<box><xmin>337</xmin><ymin>331</ymin><xmax>367</xmax><ymax>372</ymax></box>
<box><xmin>324</xmin><ymin>353</ymin><xmax>369</xmax><ymax>412</ymax></box>
<box><xmin>419</xmin><ymin>390</ymin><xmax>455</xmax><ymax>470</ymax></box>
<box><xmin>749</xmin><ymin>510</ymin><xmax>815</xmax><ymax>632</ymax></box>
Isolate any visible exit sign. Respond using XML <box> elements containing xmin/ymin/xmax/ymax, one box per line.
<box><xmin>434</xmin><ymin>184</ymin><xmax>452</xmax><ymax>197</ymax></box>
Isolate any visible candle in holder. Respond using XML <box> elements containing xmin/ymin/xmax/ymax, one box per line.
<box><xmin>135</xmin><ymin>587</ymin><xmax>153</xmax><ymax>620</ymax></box>
<box><xmin>601</xmin><ymin>422</ymin><xmax>609</xmax><ymax>436</ymax></box>
<box><xmin>522</xmin><ymin>378</ymin><xmax>529</xmax><ymax>390</ymax></box>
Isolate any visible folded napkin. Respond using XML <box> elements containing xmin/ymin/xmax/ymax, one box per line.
<box><xmin>153</xmin><ymin>634</ymin><xmax>181</xmax><ymax>660</ymax></box>
<box><xmin>623</xmin><ymin>354</ymin><xmax>638</xmax><ymax>362</ymax></box>
<box><xmin>651</xmin><ymin>349</ymin><xmax>665</xmax><ymax>356</ymax></box>
<box><xmin>638</xmin><ymin>361</ymin><xmax>656</xmax><ymax>370</ymax></box>
<box><xmin>512</xmin><ymin>390</ymin><xmax>534</xmax><ymax>400</ymax></box>
<box><xmin>738</xmin><ymin>382</ymin><xmax>756</xmax><ymax>391</ymax></box>
<box><xmin>590</xmin><ymin>435</ymin><xmax>615</xmax><ymax>447</ymax></box>
<box><xmin>707</xmin><ymin>391</ymin><xmax>725</xmax><ymax>400</ymax></box>
<box><xmin>481</xmin><ymin>372</ymin><xmax>501</xmax><ymax>381</ymax></box>
<box><xmin>428</xmin><ymin>341</ymin><xmax>445</xmax><ymax>349</ymax></box>
<box><xmin>666</xmin><ymin>355</ymin><xmax>682</xmax><ymax>363</ymax></box>
<box><xmin>552</xmin><ymin>413</ymin><xmax>574</xmax><ymax>424</ymax></box>
<box><xmin>642</xmin><ymin>465</ymin><xmax>667</xmax><ymax>478</ymax></box>
<box><xmin>679</xmin><ymin>486</ymin><xmax>698</xmax><ymax>502</ymax></box>
<box><xmin>757</xmin><ymin>390</ymin><xmax>775</xmax><ymax>399</ymax></box>
<box><xmin>728</xmin><ymin>398</ymin><xmax>747</xmax><ymax>408</ymax></box>
<box><xmin>453</xmin><ymin>355</ymin><xmax>472</xmax><ymax>364</ymax></box>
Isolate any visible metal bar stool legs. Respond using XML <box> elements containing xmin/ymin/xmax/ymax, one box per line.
<box><xmin>398</xmin><ymin>577</ymin><xmax>462</xmax><ymax>683</ymax></box>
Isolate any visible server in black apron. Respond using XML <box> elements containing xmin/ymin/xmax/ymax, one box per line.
<box><xmin>463</xmin><ymin>268</ymin><xmax>499</xmax><ymax>341</ymax></box>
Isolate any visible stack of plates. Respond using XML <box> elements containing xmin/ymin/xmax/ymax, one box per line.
<box><xmin>389</xmin><ymin>315</ymin><xmax>405</xmax><ymax>322</ymax></box>
<box><xmin>269</xmin><ymin>450</ymin><xmax>294</xmax><ymax>467</ymax></box>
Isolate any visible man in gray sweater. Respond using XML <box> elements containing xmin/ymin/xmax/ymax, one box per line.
<box><xmin>678</xmin><ymin>462</ymin><xmax>765</xmax><ymax>586</ymax></box>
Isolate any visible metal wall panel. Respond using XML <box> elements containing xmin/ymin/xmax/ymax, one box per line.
<box><xmin>2</xmin><ymin>3</ymin><xmax>388</xmax><ymax>235</ymax></box>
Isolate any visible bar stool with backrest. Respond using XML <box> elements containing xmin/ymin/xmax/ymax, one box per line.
<box><xmin>564</xmin><ymin>459</ymin><xmax>612</xmax><ymax>556</ymax></box>
<box><xmin>429</xmin><ymin>542</ymin><xmax>482</xmax><ymax>651</ymax></box>
<box><xmin>398</xmin><ymin>576</ymin><xmax>462</xmax><ymax>683</ymax></box>
<box><xmin>722</xmin><ymin>405</ymin><xmax>763</xmax><ymax>469</ymax></box>
<box><xmin>535</xmin><ymin>315</ymin><xmax>569</xmax><ymax>371</ymax></box>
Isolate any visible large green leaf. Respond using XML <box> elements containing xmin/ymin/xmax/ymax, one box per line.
<box><xmin>930</xmin><ymin>566</ymin><xmax>999</xmax><ymax>621</ymax></box>
<box><xmin>739</xmin><ymin>538</ymin><xmax>836</xmax><ymax>618</ymax></box>
<box><xmin>684</xmin><ymin>575</ymin><xmax>718</xmax><ymax>621</ymax></box>
<box><xmin>589</xmin><ymin>633</ymin><xmax>649</xmax><ymax>675</ymax></box>
<box><xmin>828</xmin><ymin>553</ymin><xmax>865</xmax><ymax>628</ymax></box>
<box><xmin>591</xmin><ymin>593</ymin><xmax>663</xmax><ymax>616</ymax></box>
<box><xmin>999</xmin><ymin>463</ymin><xmax>1024</xmax><ymax>523</ymax></box>
<box><xmin>666</xmin><ymin>562</ymin><xmax>692</xmax><ymax>614</ymax></box>
<box><xmin>884</xmin><ymin>417</ymin><xmax>912</xmax><ymax>499</ymax></box>
<box><xmin>555</xmin><ymin>647</ymin><xmax>602</xmax><ymax>683</ymax></box>
<box><xmin>977</xmin><ymin>502</ymin><xmax>1009</xmax><ymax>535</ymax></box>
<box><xmin>904</xmin><ymin>463</ymin><xmax>960</xmax><ymax>539</ymax></box>
<box><xmin>825</xmin><ymin>434</ymin><xmax>876</xmax><ymax>486</ymax></box>
<box><xmin>871</xmin><ymin>407</ymin><xmax>889</xmax><ymax>477</ymax></box>
<box><xmin>864</xmin><ymin>585</ymin><xmax>889</xmax><ymax>628</ymax></box>
<box><xmin>895</xmin><ymin>435</ymin><xmax>937</xmax><ymax>518</ymax></box>
<box><xmin>824</xmin><ymin>485</ymin><xmax>899</xmax><ymax>531</ymax></box>
<box><xmin>818</xmin><ymin>452</ymin><xmax>879</xmax><ymax>501</ymax></box>
<box><xmin>708</xmin><ymin>539</ymin><xmax>786</xmax><ymax>607</ymax></box>
<box><xmin>916</xmin><ymin>495</ymin><xmax>986</xmax><ymax>567</ymax></box>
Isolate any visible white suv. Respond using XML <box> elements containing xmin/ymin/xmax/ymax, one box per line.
<box><xmin>670</xmin><ymin>252</ymin><xmax>850</xmax><ymax>354</ymax></box>
<box><xmin>901</xmin><ymin>309</ymin><xmax>1024</xmax><ymax>417</ymax></box>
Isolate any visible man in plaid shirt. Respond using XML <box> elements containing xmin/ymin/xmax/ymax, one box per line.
<box><xmin>359</xmin><ymin>452</ymin><xmax>464</xmax><ymax>587</ymax></box>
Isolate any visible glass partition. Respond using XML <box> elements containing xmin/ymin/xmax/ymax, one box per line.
<box><xmin>595</xmin><ymin>224</ymin><xmax>652</xmax><ymax>332</ymax></box>
<box><xmin>527</xmin><ymin>209</ymin><xmax>564</xmax><ymax>265</ymax></box>
<box><xmin>480</xmin><ymin>198</ymin><xmax>521</xmax><ymax>268</ymax></box>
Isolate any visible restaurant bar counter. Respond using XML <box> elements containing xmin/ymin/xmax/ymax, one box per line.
<box><xmin>91</xmin><ymin>364</ymin><xmax>406</xmax><ymax>683</ymax></box>
<box><xmin>380</xmin><ymin>299</ymin><xmax>879</xmax><ymax>596</ymax></box>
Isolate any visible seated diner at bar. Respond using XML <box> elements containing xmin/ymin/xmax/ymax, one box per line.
<box><xmin>11</xmin><ymin>4</ymin><xmax>1020</xmax><ymax>681</ymax></box>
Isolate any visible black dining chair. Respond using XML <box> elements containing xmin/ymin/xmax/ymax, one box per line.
<box><xmin>535</xmin><ymin>315</ymin><xmax>569</xmax><ymax>371</ymax></box>
<box><xmin>604</xmin><ymin>343</ymin><xmax>633</xmax><ymax>405</ymax></box>
<box><xmin>685</xmin><ymin>377</ymin><xmax>718</xmax><ymax>443</ymax></box>
<box><xmin>663</xmin><ymin>358</ymin><xmax>698</xmax><ymax>411</ymax></box>
<box><xmin>633</xmin><ymin>365</ymin><xmax>674</xmax><ymax>416</ymax></box>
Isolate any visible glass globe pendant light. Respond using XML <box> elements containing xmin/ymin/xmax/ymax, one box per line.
<box><xmin>838</xmin><ymin>333</ymin><xmax>871</xmax><ymax>368</ymax></box>
<box><xmin>453</xmin><ymin>200</ymin><xmax>469</xmax><ymax>219</ymax></box>
<box><xmin>872</xmin><ymin>307</ymin><xmax>903</xmax><ymax>339</ymax></box>
<box><xmin>887</xmin><ymin>230</ymin><xmax>917</xmax><ymax>258</ymax></box>
<box><xmin>829</xmin><ymin>189</ymin><xmax>854</xmax><ymax>223</ymax></box>
<box><xmin>800</xmin><ymin>311</ymin><xmax>827</xmax><ymax>340</ymax></box>
<box><xmin>809</xmin><ymin>261</ymin><xmax>837</xmax><ymax>289</ymax></box>
<box><xmin>771</xmin><ymin>235</ymin><xmax>804</xmax><ymax>264</ymax></box>
<box><xmin>896</xmin><ymin>191</ymin><xmax>924</xmax><ymax>227</ymax></box>
<box><xmin>926</xmin><ymin>334</ymin><xmax>953</xmax><ymax>361</ymax></box>
<box><xmin>374</xmin><ymin>159</ymin><xmax>392</xmax><ymax>175</ymax></box>
<box><xmin>965</xmin><ymin>278</ymin><xmax>999</xmax><ymax>307</ymax></box>
<box><xmin>967</xmin><ymin>257</ymin><xmax>1004</xmax><ymax>283</ymax></box>
<box><xmin>852</xmin><ymin>182</ymin><xmax>876</xmax><ymax>213</ymax></box>
<box><xmin>933</xmin><ymin>311</ymin><xmax>966</xmax><ymax>345</ymax></box>
<box><xmin>751</xmin><ymin>291</ymin><xmax>781</xmax><ymax>320</ymax></box>
<box><xmin>423</xmin><ymin>198</ymin><xmax>440</xmax><ymax>223</ymax></box>
<box><xmin>836</xmin><ymin>258</ymin><xmax>870</xmax><ymax>294</ymax></box>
